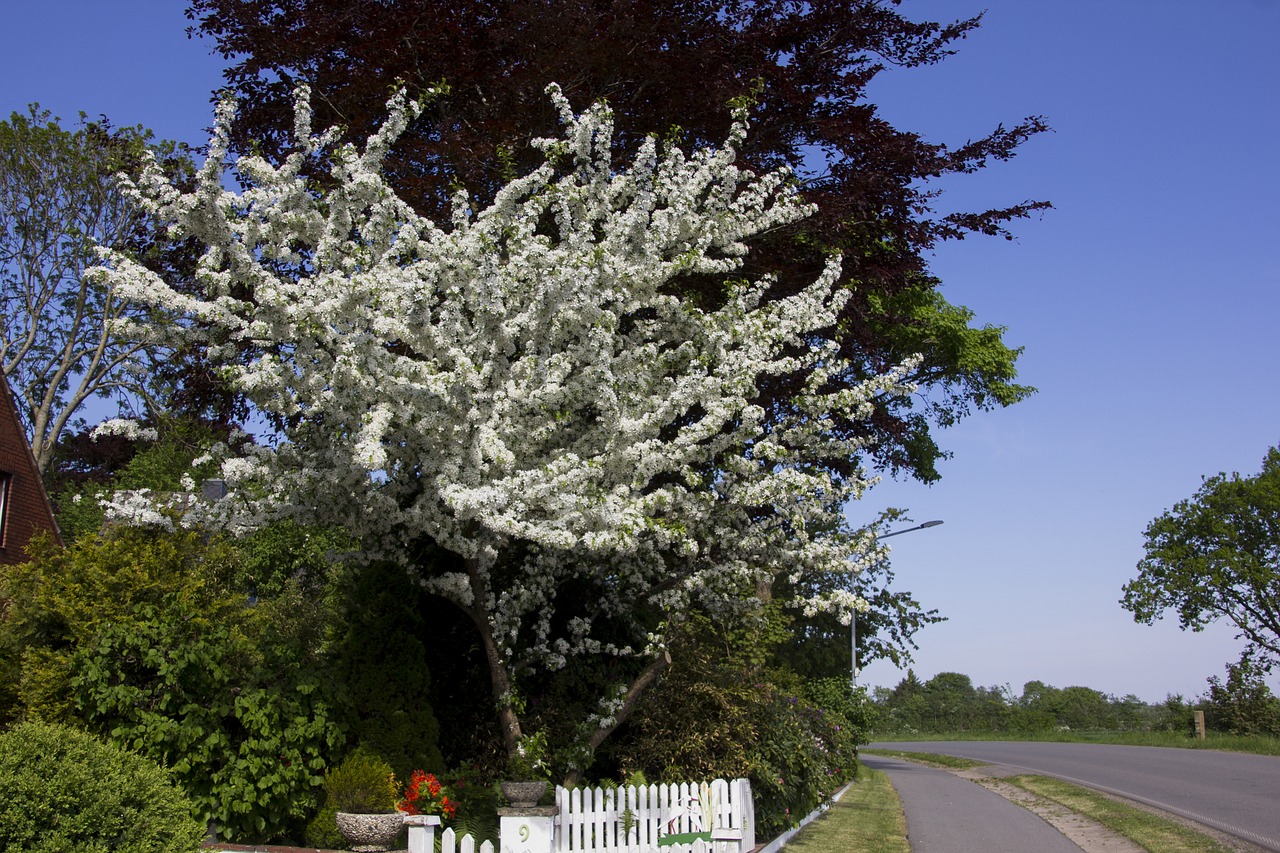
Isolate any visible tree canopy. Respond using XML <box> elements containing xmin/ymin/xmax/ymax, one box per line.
<box><xmin>0</xmin><ymin>108</ymin><xmax>178</xmax><ymax>473</ymax></box>
<box><xmin>1122</xmin><ymin>446</ymin><xmax>1280</xmax><ymax>672</ymax></box>
<box><xmin>98</xmin><ymin>86</ymin><xmax>908</xmax><ymax>771</ymax></box>
<box><xmin>185</xmin><ymin>0</ymin><xmax>1046</xmax><ymax>482</ymax></box>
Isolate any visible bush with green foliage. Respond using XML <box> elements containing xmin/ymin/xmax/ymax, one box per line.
<box><xmin>333</xmin><ymin>560</ymin><xmax>444</xmax><ymax>780</ymax></box>
<box><xmin>1202</xmin><ymin>655</ymin><xmax>1280</xmax><ymax>736</ymax></box>
<box><xmin>0</xmin><ymin>720</ymin><xmax>205</xmax><ymax>853</ymax></box>
<box><xmin>0</xmin><ymin>527</ymin><xmax>345</xmax><ymax>843</ymax></box>
<box><xmin>611</xmin><ymin>615</ymin><xmax>861</xmax><ymax>838</ymax></box>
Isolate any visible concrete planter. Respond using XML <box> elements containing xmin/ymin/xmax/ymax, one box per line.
<box><xmin>335</xmin><ymin>811</ymin><xmax>405</xmax><ymax>852</ymax></box>
<box><xmin>500</xmin><ymin>780</ymin><xmax>548</xmax><ymax>808</ymax></box>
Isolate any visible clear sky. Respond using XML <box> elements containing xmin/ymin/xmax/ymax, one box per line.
<box><xmin>2</xmin><ymin>1</ymin><xmax>1277</xmax><ymax>703</ymax></box>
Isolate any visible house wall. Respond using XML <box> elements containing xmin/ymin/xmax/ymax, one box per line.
<box><xmin>0</xmin><ymin>378</ymin><xmax>62</xmax><ymax>564</ymax></box>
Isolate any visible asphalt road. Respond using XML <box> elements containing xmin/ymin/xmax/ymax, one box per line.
<box><xmin>870</xmin><ymin>741</ymin><xmax>1280</xmax><ymax>851</ymax></box>
<box><xmin>859</xmin><ymin>753</ymin><xmax>1086</xmax><ymax>852</ymax></box>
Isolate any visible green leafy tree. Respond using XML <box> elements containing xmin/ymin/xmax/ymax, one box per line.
<box><xmin>1201</xmin><ymin>653</ymin><xmax>1280</xmax><ymax>737</ymax></box>
<box><xmin>1122</xmin><ymin>446</ymin><xmax>1280</xmax><ymax>671</ymax></box>
<box><xmin>0</xmin><ymin>107</ymin><xmax>194</xmax><ymax>474</ymax></box>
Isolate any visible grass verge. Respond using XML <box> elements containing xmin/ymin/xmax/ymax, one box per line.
<box><xmin>1002</xmin><ymin>774</ymin><xmax>1238</xmax><ymax>853</ymax></box>
<box><xmin>860</xmin><ymin>748</ymin><xmax>988</xmax><ymax>770</ymax></box>
<box><xmin>871</xmin><ymin>730</ymin><xmax>1280</xmax><ymax>756</ymax></box>
<box><xmin>782</xmin><ymin>767</ymin><xmax>908</xmax><ymax>853</ymax></box>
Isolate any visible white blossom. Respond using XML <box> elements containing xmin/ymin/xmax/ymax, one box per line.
<box><xmin>100</xmin><ymin>489</ymin><xmax>175</xmax><ymax>531</ymax></box>
<box><xmin>91</xmin><ymin>418</ymin><xmax>158</xmax><ymax>442</ymax></box>
<box><xmin>94</xmin><ymin>83</ymin><xmax>918</xmax><ymax>742</ymax></box>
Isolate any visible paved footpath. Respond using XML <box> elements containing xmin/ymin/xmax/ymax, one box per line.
<box><xmin>859</xmin><ymin>754</ymin><xmax>1084</xmax><ymax>852</ymax></box>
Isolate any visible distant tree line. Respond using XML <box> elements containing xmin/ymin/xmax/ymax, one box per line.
<box><xmin>871</xmin><ymin>669</ymin><xmax>1280</xmax><ymax>737</ymax></box>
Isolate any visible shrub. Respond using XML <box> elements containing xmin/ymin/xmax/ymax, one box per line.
<box><xmin>305</xmin><ymin>748</ymin><xmax>399</xmax><ymax>848</ymax></box>
<box><xmin>1</xmin><ymin>528</ymin><xmax>346</xmax><ymax>843</ymax></box>
<box><xmin>0</xmin><ymin>720</ymin><xmax>205</xmax><ymax>853</ymax></box>
<box><xmin>614</xmin><ymin>619</ymin><xmax>860</xmax><ymax>838</ymax></box>
<box><xmin>1202</xmin><ymin>656</ymin><xmax>1280</xmax><ymax>736</ymax></box>
<box><xmin>332</xmin><ymin>560</ymin><xmax>444</xmax><ymax>779</ymax></box>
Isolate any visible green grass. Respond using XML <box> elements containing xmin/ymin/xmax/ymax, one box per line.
<box><xmin>860</xmin><ymin>748</ymin><xmax>988</xmax><ymax>770</ymax></box>
<box><xmin>871</xmin><ymin>729</ymin><xmax>1280</xmax><ymax>756</ymax></box>
<box><xmin>782</xmin><ymin>767</ymin><xmax>908</xmax><ymax>853</ymax></box>
<box><xmin>1004</xmin><ymin>775</ymin><xmax>1237</xmax><ymax>853</ymax></box>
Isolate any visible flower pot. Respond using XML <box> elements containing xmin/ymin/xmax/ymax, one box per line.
<box><xmin>335</xmin><ymin>811</ymin><xmax>405</xmax><ymax>852</ymax></box>
<box><xmin>501</xmin><ymin>780</ymin><xmax>549</xmax><ymax>808</ymax></box>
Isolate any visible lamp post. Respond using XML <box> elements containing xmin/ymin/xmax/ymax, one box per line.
<box><xmin>851</xmin><ymin>520</ymin><xmax>943</xmax><ymax>688</ymax></box>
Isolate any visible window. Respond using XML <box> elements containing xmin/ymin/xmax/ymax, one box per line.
<box><xmin>0</xmin><ymin>472</ymin><xmax>10</xmax><ymax>548</ymax></box>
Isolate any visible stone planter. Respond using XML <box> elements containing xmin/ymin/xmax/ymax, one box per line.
<box><xmin>501</xmin><ymin>780</ymin><xmax>549</xmax><ymax>808</ymax></box>
<box><xmin>335</xmin><ymin>811</ymin><xmax>405</xmax><ymax>852</ymax></box>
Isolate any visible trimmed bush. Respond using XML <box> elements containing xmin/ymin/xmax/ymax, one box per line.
<box><xmin>0</xmin><ymin>720</ymin><xmax>205</xmax><ymax>853</ymax></box>
<box><xmin>305</xmin><ymin>747</ymin><xmax>399</xmax><ymax>848</ymax></box>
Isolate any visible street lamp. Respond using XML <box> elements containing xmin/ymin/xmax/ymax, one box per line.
<box><xmin>851</xmin><ymin>520</ymin><xmax>943</xmax><ymax>688</ymax></box>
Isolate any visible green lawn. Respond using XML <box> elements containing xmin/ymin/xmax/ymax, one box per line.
<box><xmin>781</xmin><ymin>768</ymin><xmax>908</xmax><ymax>853</ymax></box>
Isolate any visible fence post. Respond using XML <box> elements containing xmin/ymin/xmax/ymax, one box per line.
<box><xmin>406</xmin><ymin>814</ymin><xmax>442</xmax><ymax>853</ymax></box>
<box><xmin>500</xmin><ymin>805</ymin><xmax>558</xmax><ymax>853</ymax></box>
<box><xmin>734</xmin><ymin>778</ymin><xmax>754</xmax><ymax>852</ymax></box>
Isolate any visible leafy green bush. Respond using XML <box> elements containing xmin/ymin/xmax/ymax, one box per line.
<box><xmin>1202</xmin><ymin>655</ymin><xmax>1280</xmax><ymax>736</ymax></box>
<box><xmin>332</xmin><ymin>560</ymin><xmax>444</xmax><ymax>779</ymax></box>
<box><xmin>614</xmin><ymin>618</ymin><xmax>860</xmax><ymax>838</ymax></box>
<box><xmin>805</xmin><ymin>678</ymin><xmax>877</xmax><ymax>743</ymax></box>
<box><xmin>0</xmin><ymin>527</ymin><xmax>345</xmax><ymax>843</ymax></box>
<box><xmin>0</xmin><ymin>720</ymin><xmax>205</xmax><ymax>853</ymax></box>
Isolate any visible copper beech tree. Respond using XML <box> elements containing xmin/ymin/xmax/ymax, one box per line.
<box><xmin>186</xmin><ymin>0</ymin><xmax>1048</xmax><ymax>483</ymax></box>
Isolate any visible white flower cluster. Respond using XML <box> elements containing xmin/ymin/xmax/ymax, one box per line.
<box><xmin>91</xmin><ymin>418</ymin><xmax>158</xmax><ymax>442</ymax></box>
<box><xmin>99</xmin><ymin>488</ymin><xmax>175</xmax><ymax>531</ymax></box>
<box><xmin>94</xmin><ymin>84</ymin><xmax>916</xmax><ymax>690</ymax></box>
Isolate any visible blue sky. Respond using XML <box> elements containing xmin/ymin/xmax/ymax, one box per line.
<box><xmin>3</xmin><ymin>1</ymin><xmax>1277</xmax><ymax>702</ymax></box>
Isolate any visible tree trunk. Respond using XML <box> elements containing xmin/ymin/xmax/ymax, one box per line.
<box><xmin>463</xmin><ymin>556</ymin><xmax>524</xmax><ymax>759</ymax></box>
<box><xmin>561</xmin><ymin>649</ymin><xmax>672</xmax><ymax>787</ymax></box>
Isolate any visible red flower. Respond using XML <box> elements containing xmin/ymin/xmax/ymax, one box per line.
<box><xmin>398</xmin><ymin>769</ymin><xmax>456</xmax><ymax>819</ymax></box>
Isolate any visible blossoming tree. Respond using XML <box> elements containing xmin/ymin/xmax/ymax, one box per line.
<box><xmin>99</xmin><ymin>85</ymin><xmax>914</xmax><ymax>773</ymax></box>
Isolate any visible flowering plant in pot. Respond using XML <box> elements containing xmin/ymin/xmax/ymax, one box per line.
<box><xmin>502</xmin><ymin>732</ymin><xmax>551</xmax><ymax>807</ymax></box>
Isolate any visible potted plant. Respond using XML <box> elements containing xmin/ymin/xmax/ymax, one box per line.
<box><xmin>502</xmin><ymin>732</ymin><xmax>551</xmax><ymax>807</ymax></box>
<box><xmin>323</xmin><ymin>749</ymin><xmax>404</xmax><ymax>852</ymax></box>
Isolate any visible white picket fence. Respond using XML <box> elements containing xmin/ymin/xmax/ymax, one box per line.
<box><xmin>558</xmin><ymin>779</ymin><xmax>754</xmax><ymax>853</ymax></box>
<box><xmin>408</xmin><ymin>779</ymin><xmax>754</xmax><ymax>853</ymax></box>
<box><xmin>440</xmin><ymin>826</ymin><xmax>497</xmax><ymax>853</ymax></box>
